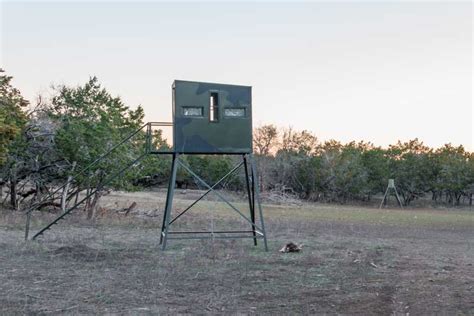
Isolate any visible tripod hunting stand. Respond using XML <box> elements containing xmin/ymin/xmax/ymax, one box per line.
<box><xmin>379</xmin><ymin>179</ymin><xmax>403</xmax><ymax>209</ymax></box>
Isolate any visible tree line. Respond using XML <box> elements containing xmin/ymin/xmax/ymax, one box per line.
<box><xmin>253</xmin><ymin>126</ymin><xmax>473</xmax><ymax>206</ymax></box>
<box><xmin>1</xmin><ymin>70</ymin><xmax>473</xmax><ymax>215</ymax></box>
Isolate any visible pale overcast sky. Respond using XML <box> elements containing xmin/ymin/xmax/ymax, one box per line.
<box><xmin>1</xmin><ymin>1</ymin><xmax>472</xmax><ymax>149</ymax></box>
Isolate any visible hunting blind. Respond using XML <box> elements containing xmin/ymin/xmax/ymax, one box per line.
<box><xmin>173</xmin><ymin>80</ymin><xmax>253</xmax><ymax>154</ymax></box>
<box><xmin>25</xmin><ymin>80</ymin><xmax>268</xmax><ymax>251</ymax></box>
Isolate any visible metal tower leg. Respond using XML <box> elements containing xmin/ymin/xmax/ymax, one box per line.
<box><xmin>160</xmin><ymin>154</ymin><xmax>178</xmax><ymax>245</ymax></box>
<box><xmin>379</xmin><ymin>186</ymin><xmax>390</xmax><ymax>209</ymax></box>
<box><xmin>249</xmin><ymin>154</ymin><xmax>268</xmax><ymax>251</ymax></box>
<box><xmin>161</xmin><ymin>153</ymin><xmax>179</xmax><ymax>250</ymax></box>
<box><xmin>393</xmin><ymin>187</ymin><xmax>404</xmax><ymax>208</ymax></box>
<box><xmin>243</xmin><ymin>154</ymin><xmax>257</xmax><ymax>246</ymax></box>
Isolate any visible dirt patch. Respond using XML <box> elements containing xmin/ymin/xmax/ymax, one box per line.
<box><xmin>51</xmin><ymin>244</ymin><xmax>108</xmax><ymax>262</ymax></box>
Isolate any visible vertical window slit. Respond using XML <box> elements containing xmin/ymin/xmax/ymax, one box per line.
<box><xmin>210</xmin><ymin>92</ymin><xmax>219</xmax><ymax>122</ymax></box>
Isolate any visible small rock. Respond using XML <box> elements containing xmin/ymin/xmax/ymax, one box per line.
<box><xmin>279</xmin><ymin>242</ymin><xmax>303</xmax><ymax>253</ymax></box>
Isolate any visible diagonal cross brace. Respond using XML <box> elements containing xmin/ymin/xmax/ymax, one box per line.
<box><xmin>176</xmin><ymin>158</ymin><xmax>264</xmax><ymax>233</ymax></box>
<box><xmin>168</xmin><ymin>160</ymin><xmax>244</xmax><ymax>225</ymax></box>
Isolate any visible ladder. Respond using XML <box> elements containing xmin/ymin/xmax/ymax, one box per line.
<box><xmin>24</xmin><ymin>122</ymin><xmax>172</xmax><ymax>240</ymax></box>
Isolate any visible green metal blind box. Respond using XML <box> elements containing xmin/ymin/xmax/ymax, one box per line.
<box><xmin>173</xmin><ymin>80</ymin><xmax>252</xmax><ymax>154</ymax></box>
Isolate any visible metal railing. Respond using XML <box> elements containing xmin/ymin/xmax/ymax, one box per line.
<box><xmin>25</xmin><ymin>122</ymin><xmax>174</xmax><ymax>240</ymax></box>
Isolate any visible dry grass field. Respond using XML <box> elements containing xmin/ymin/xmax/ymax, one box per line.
<box><xmin>1</xmin><ymin>190</ymin><xmax>473</xmax><ymax>314</ymax></box>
